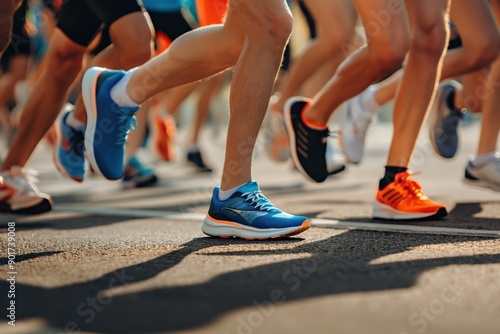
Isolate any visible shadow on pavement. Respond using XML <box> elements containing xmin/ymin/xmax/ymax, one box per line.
<box><xmin>333</xmin><ymin>202</ymin><xmax>500</xmax><ymax>230</ymax></box>
<box><xmin>2</xmin><ymin>231</ymin><xmax>499</xmax><ymax>333</ymax></box>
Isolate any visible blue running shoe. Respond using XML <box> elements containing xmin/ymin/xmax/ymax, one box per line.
<box><xmin>82</xmin><ymin>67</ymin><xmax>139</xmax><ymax>180</ymax></box>
<box><xmin>53</xmin><ymin>108</ymin><xmax>85</xmax><ymax>182</ymax></box>
<box><xmin>202</xmin><ymin>181</ymin><xmax>310</xmax><ymax>240</ymax></box>
<box><xmin>122</xmin><ymin>156</ymin><xmax>158</xmax><ymax>189</ymax></box>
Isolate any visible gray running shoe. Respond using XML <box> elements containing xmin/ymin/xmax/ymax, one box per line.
<box><xmin>429</xmin><ymin>81</ymin><xmax>465</xmax><ymax>159</ymax></box>
<box><xmin>463</xmin><ymin>154</ymin><xmax>500</xmax><ymax>192</ymax></box>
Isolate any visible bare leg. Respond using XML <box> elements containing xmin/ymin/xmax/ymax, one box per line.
<box><xmin>0</xmin><ymin>55</ymin><xmax>30</xmax><ymax>108</ymax></box>
<box><xmin>456</xmin><ymin>68</ymin><xmax>489</xmax><ymax>113</ymax></box>
<box><xmin>73</xmin><ymin>12</ymin><xmax>153</xmax><ymax>122</ymax></box>
<box><xmin>368</xmin><ymin>0</ymin><xmax>500</xmax><ymax>108</ymax></box>
<box><xmin>118</xmin><ymin>1</ymin><xmax>292</xmax><ymax>189</ymax></box>
<box><xmin>161</xmin><ymin>82</ymin><xmax>199</xmax><ymax>116</ymax></box>
<box><xmin>477</xmin><ymin>0</ymin><xmax>500</xmax><ymax>155</ymax></box>
<box><xmin>304</xmin><ymin>0</ymin><xmax>410</xmax><ymax>125</ymax></box>
<box><xmin>191</xmin><ymin>74</ymin><xmax>224</xmax><ymax>144</ymax></box>
<box><xmin>0</xmin><ymin>30</ymin><xmax>85</xmax><ymax>170</ymax></box>
<box><xmin>387</xmin><ymin>0</ymin><xmax>450</xmax><ymax>168</ymax></box>
<box><xmin>274</xmin><ymin>0</ymin><xmax>358</xmax><ymax>112</ymax></box>
<box><xmin>124</xmin><ymin>7</ymin><xmax>246</xmax><ymax>103</ymax></box>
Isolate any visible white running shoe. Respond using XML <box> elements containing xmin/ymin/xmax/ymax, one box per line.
<box><xmin>463</xmin><ymin>154</ymin><xmax>500</xmax><ymax>192</ymax></box>
<box><xmin>0</xmin><ymin>167</ymin><xmax>52</xmax><ymax>214</ymax></box>
<box><xmin>341</xmin><ymin>94</ymin><xmax>377</xmax><ymax>164</ymax></box>
<box><xmin>326</xmin><ymin>135</ymin><xmax>346</xmax><ymax>175</ymax></box>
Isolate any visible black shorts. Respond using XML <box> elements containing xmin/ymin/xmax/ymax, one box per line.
<box><xmin>149</xmin><ymin>10</ymin><xmax>194</xmax><ymax>42</ymax></box>
<box><xmin>448</xmin><ymin>21</ymin><xmax>462</xmax><ymax>50</ymax></box>
<box><xmin>90</xmin><ymin>10</ymin><xmax>194</xmax><ymax>56</ymax></box>
<box><xmin>57</xmin><ymin>0</ymin><xmax>143</xmax><ymax>47</ymax></box>
<box><xmin>1</xmin><ymin>0</ymin><xmax>31</xmax><ymax>72</ymax></box>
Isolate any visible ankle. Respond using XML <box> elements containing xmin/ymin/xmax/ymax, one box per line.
<box><xmin>379</xmin><ymin>166</ymin><xmax>408</xmax><ymax>190</ymax></box>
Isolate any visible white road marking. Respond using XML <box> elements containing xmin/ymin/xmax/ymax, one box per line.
<box><xmin>55</xmin><ymin>206</ymin><xmax>500</xmax><ymax>238</ymax></box>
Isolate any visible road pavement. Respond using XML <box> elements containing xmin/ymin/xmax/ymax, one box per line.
<box><xmin>1</xmin><ymin>122</ymin><xmax>499</xmax><ymax>334</ymax></box>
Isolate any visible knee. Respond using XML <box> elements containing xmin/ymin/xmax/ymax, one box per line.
<box><xmin>412</xmin><ymin>21</ymin><xmax>448</xmax><ymax>60</ymax></box>
<box><xmin>370</xmin><ymin>45</ymin><xmax>407</xmax><ymax>80</ymax></box>
<box><xmin>249</xmin><ymin>7</ymin><xmax>293</xmax><ymax>51</ymax></box>
<box><xmin>464</xmin><ymin>39</ymin><xmax>500</xmax><ymax>71</ymax></box>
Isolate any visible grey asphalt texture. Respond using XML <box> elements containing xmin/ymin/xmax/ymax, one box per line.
<box><xmin>1</xmin><ymin>123</ymin><xmax>499</xmax><ymax>334</ymax></box>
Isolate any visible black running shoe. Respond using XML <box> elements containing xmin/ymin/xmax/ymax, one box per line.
<box><xmin>283</xmin><ymin>97</ymin><xmax>328</xmax><ymax>183</ymax></box>
<box><xmin>187</xmin><ymin>149</ymin><xmax>213</xmax><ymax>173</ymax></box>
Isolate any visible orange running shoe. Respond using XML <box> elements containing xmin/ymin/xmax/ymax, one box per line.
<box><xmin>151</xmin><ymin>110</ymin><xmax>177</xmax><ymax>161</ymax></box>
<box><xmin>373</xmin><ymin>171</ymin><xmax>447</xmax><ymax>220</ymax></box>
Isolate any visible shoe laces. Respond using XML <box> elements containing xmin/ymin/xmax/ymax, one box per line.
<box><xmin>394</xmin><ymin>171</ymin><xmax>424</xmax><ymax>198</ymax></box>
<box><xmin>443</xmin><ymin>108</ymin><xmax>465</xmax><ymax>129</ymax></box>
<box><xmin>241</xmin><ymin>191</ymin><xmax>276</xmax><ymax>212</ymax></box>
<box><xmin>68</xmin><ymin>128</ymin><xmax>85</xmax><ymax>157</ymax></box>
<box><xmin>115</xmin><ymin>115</ymin><xmax>137</xmax><ymax>146</ymax></box>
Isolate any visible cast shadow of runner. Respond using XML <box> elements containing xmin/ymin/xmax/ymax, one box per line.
<box><xmin>3</xmin><ymin>231</ymin><xmax>500</xmax><ymax>333</ymax></box>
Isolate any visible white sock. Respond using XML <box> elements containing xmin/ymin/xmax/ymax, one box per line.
<box><xmin>110</xmin><ymin>68</ymin><xmax>140</xmax><ymax>107</ymax></box>
<box><xmin>66</xmin><ymin>112</ymin><xmax>86</xmax><ymax>131</ymax></box>
<box><xmin>472</xmin><ymin>152</ymin><xmax>498</xmax><ymax>167</ymax></box>
<box><xmin>359</xmin><ymin>85</ymin><xmax>381</xmax><ymax>114</ymax></box>
<box><xmin>218</xmin><ymin>182</ymin><xmax>247</xmax><ymax>201</ymax></box>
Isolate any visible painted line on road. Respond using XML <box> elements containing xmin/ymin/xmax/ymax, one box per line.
<box><xmin>56</xmin><ymin>206</ymin><xmax>500</xmax><ymax>238</ymax></box>
<box><xmin>312</xmin><ymin>219</ymin><xmax>500</xmax><ymax>238</ymax></box>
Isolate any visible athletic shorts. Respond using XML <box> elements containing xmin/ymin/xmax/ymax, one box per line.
<box><xmin>196</xmin><ymin>0</ymin><xmax>228</xmax><ymax>26</ymax></box>
<box><xmin>90</xmin><ymin>10</ymin><xmax>194</xmax><ymax>56</ymax></box>
<box><xmin>1</xmin><ymin>0</ymin><xmax>31</xmax><ymax>72</ymax></box>
<box><xmin>149</xmin><ymin>10</ymin><xmax>194</xmax><ymax>42</ymax></box>
<box><xmin>57</xmin><ymin>0</ymin><xmax>143</xmax><ymax>47</ymax></box>
<box><xmin>448</xmin><ymin>21</ymin><xmax>462</xmax><ymax>50</ymax></box>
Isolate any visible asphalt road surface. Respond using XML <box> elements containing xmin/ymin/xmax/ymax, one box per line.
<box><xmin>1</xmin><ymin>123</ymin><xmax>499</xmax><ymax>334</ymax></box>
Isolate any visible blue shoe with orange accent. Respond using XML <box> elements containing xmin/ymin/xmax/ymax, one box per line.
<box><xmin>122</xmin><ymin>156</ymin><xmax>158</xmax><ymax>189</ymax></box>
<box><xmin>81</xmin><ymin>67</ymin><xmax>139</xmax><ymax>180</ymax></box>
<box><xmin>202</xmin><ymin>181</ymin><xmax>310</xmax><ymax>240</ymax></box>
<box><xmin>53</xmin><ymin>109</ymin><xmax>85</xmax><ymax>182</ymax></box>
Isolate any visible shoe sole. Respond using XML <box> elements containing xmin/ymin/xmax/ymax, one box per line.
<box><xmin>283</xmin><ymin>98</ymin><xmax>319</xmax><ymax>183</ymax></box>
<box><xmin>122</xmin><ymin>175</ymin><xmax>158</xmax><ymax>189</ymax></box>
<box><xmin>0</xmin><ymin>197</ymin><xmax>52</xmax><ymax>214</ymax></box>
<box><xmin>372</xmin><ymin>202</ymin><xmax>447</xmax><ymax>220</ymax></box>
<box><xmin>328</xmin><ymin>164</ymin><xmax>346</xmax><ymax>176</ymax></box>
<box><xmin>202</xmin><ymin>215</ymin><xmax>311</xmax><ymax>240</ymax></box>
<box><xmin>52</xmin><ymin>112</ymin><xmax>84</xmax><ymax>183</ymax></box>
<box><xmin>462</xmin><ymin>178</ymin><xmax>500</xmax><ymax>192</ymax></box>
<box><xmin>82</xmin><ymin>67</ymin><xmax>107</xmax><ymax>179</ymax></box>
